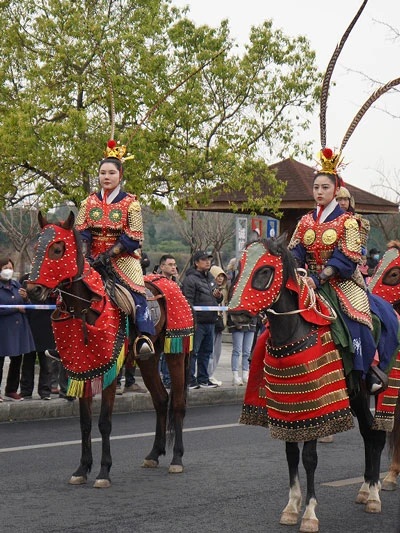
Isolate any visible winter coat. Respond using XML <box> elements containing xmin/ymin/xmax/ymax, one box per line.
<box><xmin>20</xmin><ymin>274</ymin><xmax>56</xmax><ymax>352</ymax></box>
<box><xmin>0</xmin><ymin>279</ymin><xmax>35</xmax><ymax>357</ymax></box>
<box><xmin>210</xmin><ymin>265</ymin><xmax>229</xmax><ymax>328</ymax></box>
<box><xmin>182</xmin><ymin>267</ymin><xmax>222</xmax><ymax>324</ymax></box>
<box><xmin>227</xmin><ymin>312</ymin><xmax>258</xmax><ymax>333</ymax></box>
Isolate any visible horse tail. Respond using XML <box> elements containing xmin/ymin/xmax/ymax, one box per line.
<box><xmin>166</xmin><ymin>351</ymin><xmax>190</xmax><ymax>444</ymax></box>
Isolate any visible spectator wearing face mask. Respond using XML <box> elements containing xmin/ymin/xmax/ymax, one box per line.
<box><xmin>367</xmin><ymin>248</ymin><xmax>380</xmax><ymax>277</ymax></box>
<box><xmin>0</xmin><ymin>257</ymin><xmax>35</xmax><ymax>402</ymax></box>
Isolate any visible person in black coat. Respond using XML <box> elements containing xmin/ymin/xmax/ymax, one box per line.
<box><xmin>0</xmin><ymin>258</ymin><xmax>35</xmax><ymax>402</ymax></box>
<box><xmin>19</xmin><ymin>273</ymin><xmax>55</xmax><ymax>400</ymax></box>
<box><xmin>182</xmin><ymin>251</ymin><xmax>222</xmax><ymax>389</ymax></box>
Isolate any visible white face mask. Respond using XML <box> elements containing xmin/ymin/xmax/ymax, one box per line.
<box><xmin>0</xmin><ymin>268</ymin><xmax>13</xmax><ymax>281</ymax></box>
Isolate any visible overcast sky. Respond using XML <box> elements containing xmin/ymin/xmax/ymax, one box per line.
<box><xmin>172</xmin><ymin>0</ymin><xmax>400</xmax><ymax>201</ymax></box>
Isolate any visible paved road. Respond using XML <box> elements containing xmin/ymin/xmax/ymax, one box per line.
<box><xmin>1</xmin><ymin>405</ymin><xmax>399</xmax><ymax>533</ymax></box>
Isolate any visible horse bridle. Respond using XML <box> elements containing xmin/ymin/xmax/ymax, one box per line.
<box><xmin>266</xmin><ymin>268</ymin><xmax>337</xmax><ymax>322</ymax></box>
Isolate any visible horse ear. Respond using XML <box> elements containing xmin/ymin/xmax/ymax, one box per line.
<box><xmin>276</xmin><ymin>232</ymin><xmax>288</xmax><ymax>248</ymax></box>
<box><xmin>38</xmin><ymin>211</ymin><xmax>48</xmax><ymax>229</ymax></box>
<box><xmin>61</xmin><ymin>211</ymin><xmax>75</xmax><ymax>230</ymax></box>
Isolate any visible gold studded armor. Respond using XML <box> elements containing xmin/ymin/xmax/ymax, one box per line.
<box><xmin>75</xmin><ymin>192</ymin><xmax>145</xmax><ymax>295</ymax></box>
<box><xmin>355</xmin><ymin>213</ymin><xmax>370</xmax><ymax>251</ymax></box>
<box><xmin>289</xmin><ymin>211</ymin><xmax>372</xmax><ymax>328</ymax></box>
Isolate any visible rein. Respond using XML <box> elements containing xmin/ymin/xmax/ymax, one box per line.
<box><xmin>266</xmin><ymin>268</ymin><xmax>337</xmax><ymax>322</ymax></box>
<box><xmin>54</xmin><ymin>267</ymin><xmax>96</xmax><ymax>345</ymax></box>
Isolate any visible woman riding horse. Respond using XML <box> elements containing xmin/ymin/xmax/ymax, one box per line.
<box><xmin>75</xmin><ymin>139</ymin><xmax>155</xmax><ymax>358</ymax></box>
<box><xmin>288</xmin><ymin>148</ymin><xmax>399</xmax><ymax>396</ymax></box>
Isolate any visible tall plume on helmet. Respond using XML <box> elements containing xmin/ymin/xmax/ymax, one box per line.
<box><xmin>319</xmin><ymin>0</ymin><xmax>368</xmax><ymax>150</ymax></box>
<box><xmin>340</xmin><ymin>77</ymin><xmax>400</xmax><ymax>151</ymax></box>
<box><xmin>318</xmin><ymin>0</ymin><xmax>399</xmax><ymax>178</ymax></box>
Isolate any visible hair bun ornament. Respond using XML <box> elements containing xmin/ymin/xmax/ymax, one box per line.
<box><xmin>103</xmin><ymin>139</ymin><xmax>135</xmax><ymax>162</ymax></box>
<box><xmin>316</xmin><ymin>147</ymin><xmax>344</xmax><ymax>176</ymax></box>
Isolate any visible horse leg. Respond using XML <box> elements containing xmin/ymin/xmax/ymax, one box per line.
<box><xmin>351</xmin><ymin>389</ymin><xmax>383</xmax><ymax>511</ymax></box>
<box><xmin>137</xmin><ymin>355</ymin><xmax>169</xmax><ymax>468</ymax></box>
<box><xmin>69</xmin><ymin>397</ymin><xmax>93</xmax><ymax>485</ymax></box>
<box><xmin>300</xmin><ymin>440</ymin><xmax>319</xmax><ymax>533</ymax></box>
<box><xmin>165</xmin><ymin>352</ymin><xmax>188</xmax><ymax>473</ymax></box>
<box><xmin>382</xmin><ymin>392</ymin><xmax>400</xmax><ymax>491</ymax></box>
<box><xmin>280</xmin><ymin>442</ymin><xmax>302</xmax><ymax>526</ymax></box>
<box><xmin>93</xmin><ymin>382</ymin><xmax>116</xmax><ymax>488</ymax></box>
<box><xmin>365</xmin><ymin>429</ymin><xmax>386</xmax><ymax>512</ymax></box>
<box><xmin>382</xmin><ymin>463</ymin><xmax>400</xmax><ymax>491</ymax></box>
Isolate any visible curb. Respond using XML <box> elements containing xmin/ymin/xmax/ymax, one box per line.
<box><xmin>0</xmin><ymin>387</ymin><xmax>246</xmax><ymax>423</ymax></box>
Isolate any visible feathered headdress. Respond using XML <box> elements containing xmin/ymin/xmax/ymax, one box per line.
<box><xmin>317</xmin><ymin>0</ymin><xmax>400</xmax><ymax>176</ymax></box>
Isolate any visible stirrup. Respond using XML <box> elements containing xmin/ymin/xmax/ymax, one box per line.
<box><xmin>366</xmin><ymin>366</ymin><xmax>389</xmax><ymax>395</ymax></box>
<box><xmin>133</xmin><ymin>335</ymin><xmax>155</xmax><ymax>360</ymax></box>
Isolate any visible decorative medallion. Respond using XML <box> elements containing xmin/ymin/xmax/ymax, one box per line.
<box><xmin>321</xmin><ymin>229</ymin><xmax>338</xmax><ymax>245</ymax></box>
<box><xmin>109</xmin><ymin>209</ymin><xmax>123</xmax><ymax>223</ymax></box>
<box><xmin>303</xmin><ymin>229</ymin><xmax>316</xmax><ymax>246</ymax></box>
<box><xmin>344</xmin><ymin>218</ymin><xmax>358</xmax><ymax>230</ymax></box>
<box><xmin>89</xmin><ymin>207</ymin><xmax>103</xmax><ymax>221</ymax></box>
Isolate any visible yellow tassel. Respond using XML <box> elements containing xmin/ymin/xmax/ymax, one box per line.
<box><xmin>116</xmin><ymin>345</ymin><xmax>125</xmax><ymax>375</ymax></box>
<box><xmin>67</xmin><ymin>378</ymin><xmax>85</xmax><ymax>398</ymax></box>
<box><xmin>164</xmin><ymin>338</ymin><xmax>171</xmax><ymax>353</ymax></box>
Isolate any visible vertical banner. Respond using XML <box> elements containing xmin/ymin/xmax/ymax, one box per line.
<box><xmin>267</xmin><ymin>219</ymin><xmax>278</xmax><ymax>238</ymax></box>
<box><xmin>251</xmin><ymin>218</ymin><xmax>263</xmax><ymax>237</ymax></box>
<box><xmin>236</xmin><ymin>217</ymin><xmax>248</xmax><ymax>260</ymax></box>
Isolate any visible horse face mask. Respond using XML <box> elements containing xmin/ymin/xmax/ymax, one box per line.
<box><xmin>228</xmin><ymin>240</ymin><xmax>284</xmax><ymax>316</ymax></box>
<box><xmin>29</xmin><ymin>223</ymin><xmax>79</xmax><ymax>289</ymax></box>
<box><xmin>368</xmin><ymin>245</ymin><xmax>400</xmax><ymax>307</ymax></box>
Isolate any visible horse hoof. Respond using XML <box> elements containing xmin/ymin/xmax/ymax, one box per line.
<box><xmin>366</xmin><ymin>499</ymin><xmax>381</xmax><ymax>513</ymax></box>
<box><xmin>142</xmin><ymin>459</ymin><xmax>159</xmax><ymax>468</ymax></box>
<box><xmin>300</xmin><ymin>517</ymin><xmax>319</xmax><ymax>532</ymax></box>
<box><xmin>279</xmin><ymin>511</ymin><xmax>298</xmax><ymax>525</ymax></box>
<box><xmin>355</xmin><ymin>490</ymin><xmax>369</xmax><ymax>504</ymax></box>
<box><xmin>93</xmin><ymin>478</ymin><xmax>111</xmax><ymax>488</ymax></box>
<box><xmin>69</xmin><ymin>475</ymin><xmax>87</xmax><ymax>485</ymax></box>
<box><xmin>382</xmin><ymin>480</ymin><xmax>397</xmax><ymax>491</ymax></box>
<box><xmin>382</xmin><ymin>472</ymin><xmax>398</xmax><ymax>491</ymax></box>
<box><xmin>169</xmin><ymin>464</ymin><xmax>183</xmax><ymax>474</ymax></box>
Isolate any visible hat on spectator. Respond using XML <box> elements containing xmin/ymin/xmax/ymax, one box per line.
<box><xmin>193</xmin><ymin>251</ymin><xmax>213</xmax><ymax>262</ymax></box>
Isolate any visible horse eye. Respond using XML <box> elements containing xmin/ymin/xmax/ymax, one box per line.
<box><xmin>251</xmin><ymin>266</ymin><xmax>274</xmax><ymax>291</ymax></box>
<box><xmin>382</xmin><ymin>267</ymin><xmax>400</xmax><ymax>286</ymax></box>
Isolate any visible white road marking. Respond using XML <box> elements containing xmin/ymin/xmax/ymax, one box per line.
<box><xmin>322</xmin><ymin>473</ymin><xmax>389</xmax><ymax>487</ymax></box>
<box><xmin>0</xmin><ymin>423</ymin><xmax>241</xmax><ymax>453</ymax></box>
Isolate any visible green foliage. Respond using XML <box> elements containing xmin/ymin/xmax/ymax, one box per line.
<box><xmin>0</xmin><ymin>0</ymin><xmax>321</xmax><ymax>214</ymax></box>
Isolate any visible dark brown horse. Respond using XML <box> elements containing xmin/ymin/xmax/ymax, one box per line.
<box><xmin>368</xmin><ymin>241</ymin><xmax>400</xmax><ymax>491</ymax></box>
<box><xmin>228</xmin><ymin>236</ymin><xmax>398</xmax><ymax>532</ymax></box>
<box><xmin>26</xmin><ymin>212</ymin><xmax>193</xmax><ymax>487</ymax></box>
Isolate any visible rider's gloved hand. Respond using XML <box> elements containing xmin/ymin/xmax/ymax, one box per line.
<box><xmin>92</xmin><ymin>252</ymin><xmax>110</xmax><ymax>270</ymax></box>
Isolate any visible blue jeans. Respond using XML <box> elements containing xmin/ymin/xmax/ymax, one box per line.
<box><xmin>160</xmin><ymin>353</ymin><xmax>171</xmax><ymax>385</ymax></box>
<box><xmin>208</xmin><ymin>330</ymin><xmax>223</xmax><ymax>376</ymax></box>
<box><xmin>231</xmin><ymin>329</ymin><xmax>255</xmax><ymax>372</ymax></box>
<box><xmin>191</xmin><ymin>322</ymin><xmax>215</xmax><ymax>385</ymax></box>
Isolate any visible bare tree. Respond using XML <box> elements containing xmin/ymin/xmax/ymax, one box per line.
<box><xmin>0</xmin><ymin>208</ymin><xmax>39</xmax><ymax>275</ymax></box>
<box><xmin>174</xmin><ymin>211</ymin><xmax>235</xmax><ymax>272</ymax></box>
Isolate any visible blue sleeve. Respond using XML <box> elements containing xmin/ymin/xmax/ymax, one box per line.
<box><xmin>80</xmin><ymin>229</ymin><xmax>92</xmax><ymax>243</ymax></box>
<box><xmin>326</xmin><ymin>248</ymin><xmax>357</xmax><ymax>279</ymax></box>
<box><xmin>120</xmin><ymin>234</ymin><xmax>140</xmax><ymax>253</ymax></box>
<box><xmin>290</xmin><ymin>243</ymin><xmax>306</xmax><ymax>267</ymax></box>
